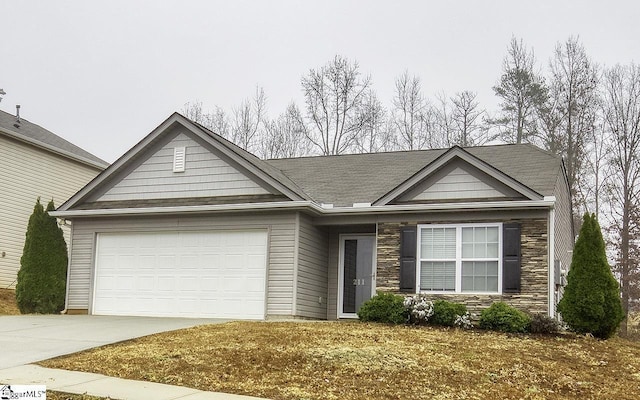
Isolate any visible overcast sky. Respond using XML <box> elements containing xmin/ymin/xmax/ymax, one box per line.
<box><xmin>1</xmin><ymin>0</ymin><xmax>639</xmax><ymax>163</ymax></box>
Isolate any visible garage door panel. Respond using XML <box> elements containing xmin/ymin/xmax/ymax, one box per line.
<box><xmin>93</xmin><ymin>230</ymin><xmax>267</xmax><ymax>319</ymax></box>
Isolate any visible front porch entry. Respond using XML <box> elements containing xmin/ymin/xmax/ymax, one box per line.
<box><xmin>338</xmin><ymin>234</ymin><xmax>376</xmax><ymax>318</ymax></box>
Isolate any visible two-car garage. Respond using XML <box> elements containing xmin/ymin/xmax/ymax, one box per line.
<box><xmin>91</xmin><ymin>230</ymin><xmax>268</xmax><ymax>319</ymax></box>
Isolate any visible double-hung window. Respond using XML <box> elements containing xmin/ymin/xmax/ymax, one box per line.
<box><xmin>417</xmin><ymin>223</ymin><xmax>502</xmax><ymax>293</ymax></box>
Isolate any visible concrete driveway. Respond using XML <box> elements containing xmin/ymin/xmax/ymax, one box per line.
<box><xmin>0</xmin><ymin>314</ymin><xmax>227</xmax><ymax>369</ymax></box>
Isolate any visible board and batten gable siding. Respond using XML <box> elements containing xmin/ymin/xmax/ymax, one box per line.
<box><xmin>96</xmin><ymin>131</ymin><xmax>270</xmax><ymax>202</ymax></box>
<box><xmin>0</xmin><ymin>134</ymin><xmax>102</xmax><ymax>287</ymax></box>
<box><xmin>66</xmin><ymin>213</ymin><xmax>297</xmax><ymax>317</ymax></box>
<box><xmin>295</xmin><ymin>213</ymin><xmax>329</xmax><ymax>319</ymax></box>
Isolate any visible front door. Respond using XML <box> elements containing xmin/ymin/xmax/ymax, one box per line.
<box><xmin>339</xmin><ymin>235</ymin><xmax>376</xmax><ymax>318</ymax></box>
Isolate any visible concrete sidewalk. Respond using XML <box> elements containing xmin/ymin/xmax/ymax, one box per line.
<box><xmin>0</xmin><ymin>364</ymin><xmax>268</xmax><ymax>400</ymax></box>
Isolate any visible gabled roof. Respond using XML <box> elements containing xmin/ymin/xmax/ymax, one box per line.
<box><xmin>55</xmin><ymin>111</ymin><xmax>564</xmax><ymax>215</ymax></box>
<box><xmin>373</xmin><ymin>146</ymin><xmax>543</xmax><ymax>205</ymax></box>
<box><xmin>266</xmin><ymin>144</ymin><xmax>561</xmax><ymax>207</ymax></box>
<box><xmin>0</xmin><ymin>108</ymin><xmax>108</xmax><ymax>169</ymax></box>
<box><xmin>57</xmin><ymin>113</ymin><xmax>310</xmax><ymax>212</ymax></box>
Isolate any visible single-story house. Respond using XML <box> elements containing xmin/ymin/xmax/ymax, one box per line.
<box><xmin>53</xmin><ymin>112</ymin><xmax>573</xmax><ymax>320</ymax></box>
<box><xmin>0</xmin><ymin>107</ymin><xmax>108</xmax><ymax>288</ymax></box>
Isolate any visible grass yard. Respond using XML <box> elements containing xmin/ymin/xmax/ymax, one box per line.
<box><xmin>0</xmin><ymin>289</ymin><xmax>19</xmax><ymax>315</ymax></box>
<box><xmin>41</xmin><ymin>321</ymin><xmax>640</xmax><ymax>400</ymax></box>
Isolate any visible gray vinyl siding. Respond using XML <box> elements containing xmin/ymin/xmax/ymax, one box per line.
<box><xmin>66</xmin><ymin>212</ymin><xmax>297</xmax><ymax>317</ymax></box>
<box><xmin>295</xmin><ymin>213</ymin><xmax>329</xmax><ymax>319</ymax></box>
<box><xmin>412</xmin><ymin>166</ymin><xmax>504</xmax><ymax>201</ymax></box>
<box><xmin>97</xmin><ymin>132</ymin><xmax>269</xmax><ymax>201</ymax></box>
<box><xmin>553</xmin><ymin>170</ymin><xmax>574</xmax><ymax>314</ymax></box>
<box><xmin>0</xmin><ymin>135</ymin><xmax>102</xmax><ymax>288</ymax></box>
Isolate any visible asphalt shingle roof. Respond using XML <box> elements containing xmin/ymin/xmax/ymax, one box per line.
<box><xmin>266</xmin><ymin>144</ymin><xmax>562</xmax><ymax>206</ymax></box>
<box><xmin>0</xmin><ymin>109</ymin><xmax>108</xmax><ymax>168</ymax></box>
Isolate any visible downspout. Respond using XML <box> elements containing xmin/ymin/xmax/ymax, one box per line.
<box><xmin>548</xmin><ymin>206</ymin><xmax>556</xmax><ymax>318</ymax></box>
<box><xmin>291</xmin><ymin>212</ymin><xmax>300</xmax><ymax>317</ymax></box>
<box><xmin>62</xmin><ymin>220</ymin><xmax>73</xmax><ymax>314</ymax></box>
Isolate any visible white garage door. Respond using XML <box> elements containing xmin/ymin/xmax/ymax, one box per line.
<box><xmin>93</xmin><ymin>230</ymin><xmax>268</xmax><ymax>319</ymax></box>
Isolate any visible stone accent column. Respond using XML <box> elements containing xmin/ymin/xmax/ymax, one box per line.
<box><xmin>376</xmin><ymin>222</ymin><xmax>402</xmax><ymax>292</ymax></box>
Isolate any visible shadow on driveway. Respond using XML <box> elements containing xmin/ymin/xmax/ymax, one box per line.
<box><xmin>0</xmin><ymin>314</ymin><xmax>227</xmax><ymax>369</ymax></box>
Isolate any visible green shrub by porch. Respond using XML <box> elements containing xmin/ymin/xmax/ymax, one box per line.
<box><xmin>15</xmin><ymin>199</ymin><xmax>68</xmax><ymax>314</ymax></box>
<box><xmin>557</xmin><ymin>213</ymin><xmax>624</xmax><ymax>339</ymax></box>
<box><xmin>431</xmin><ymin>300</ymin><xmax>468</xmax><ymax>327</ymax></box>
<box><xmin>357</xmin><ymin>292</ymin><xmax>407</xmax><ymax>324</ymax></box>
<box><xmin>479</xmin><ymin>302</ymin><xmax>531</xmax><ymax>333</ymax></box>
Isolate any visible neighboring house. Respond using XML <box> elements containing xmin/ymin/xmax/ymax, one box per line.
<box><xmin>0</xmin><ymin>108</ymin><xmax>108</xmax><ymax>288</ymax></box>
<box><xmin>53</xmin><ymin>113</ymin><xmax>573</xmax><ymax>320</ymax></box>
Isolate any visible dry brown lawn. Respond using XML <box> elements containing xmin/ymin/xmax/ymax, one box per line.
<box><xmin>41</xmin><ymin>321</ymin><xmax>640</xmax><ymax>400</ymax></box>
<box><xmin>0</xmin><ymin>288</ymin><xmax>19</xmax><ymax>315</ymax></box>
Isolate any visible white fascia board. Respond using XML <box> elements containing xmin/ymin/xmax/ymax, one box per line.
<box><xmin>52</xmin><ymin>199</ymin><xmax>555</xmax><ymax>218</ymax></box>
<box><xmin>0</xmin><ymin>127</ymin><xmax>108</xmax><ymax>170</ymax></box>
<box><xmin>320</xmin><ymin>199</ymin><xmax>555</xmax><ymax>214</ymax></box>
<box><xmin>51</xmin><ymin>201</ymin><xmax>318</xmax><ymax>218</ymax></box>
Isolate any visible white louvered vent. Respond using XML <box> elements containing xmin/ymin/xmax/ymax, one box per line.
<box><xmin>173</xmin><ymin>146</ymin><xmax>186</xmax><ymax>172</ymax></box>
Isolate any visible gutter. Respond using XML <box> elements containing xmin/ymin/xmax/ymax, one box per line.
<box><xmin>51</xmin><ymin>199</ymin><xmax>556</xmax><ymax>218</ymax></box>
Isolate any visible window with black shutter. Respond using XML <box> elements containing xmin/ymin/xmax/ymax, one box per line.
<box><xmin>400</xmin><ymin>225</ymin><xmax>417</xmax><ymax>291</ymax></box>
<box><xmin>502</xmin><ymin>222</ymin><xmax>522</xmax><ymax>293</ymax></box>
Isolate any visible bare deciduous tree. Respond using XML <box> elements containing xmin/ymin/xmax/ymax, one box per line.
<box><xmin>301</xmin><ymin>55</ymin><xmax>371</xmax><ymax>155</ymax></box>
<box><xmin>231</xmin><ymin>86</ymin><xmax>266</xmax><ymax>152</ymax></box>
<box><xmin>259</xmin><ymin>103</ymin><xmax>311</xmax><ymax>159</ymax></box>
<box><xmin>451</xmin><ymin>91</ymin><xmax>487</xmax><ymax>147</ymax></box>
<box><xmin>392</xmin><ymin>71</ymin><xmax>440</xmax><ymax>150</ymax></box>
<box><xmin>182</xmin><ymin>101</ymin><xmax>231</xmax><ymax>139</ymax></box>
<box><xmin>602</xmin><ymin>63</ymin><xmax>640</xmax><ymax>331</ymax></box>
<box><xmin>353</xmin><ymin>89</ymin><xmax>393</xmax><ymax>153</ymax></box>
<box><xmin>433</xmin><ymin>92</ymin><xmax>456</xmax><ymax>147</ymax></box>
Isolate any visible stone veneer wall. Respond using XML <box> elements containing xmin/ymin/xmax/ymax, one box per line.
<box><xmin>376</xmin><ymin>218</ymin><xmax>548</xmax><ymax>316</ymax></box>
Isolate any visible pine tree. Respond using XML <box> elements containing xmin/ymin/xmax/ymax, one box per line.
<box><xmin>15</xmin><ymin>199</ymin><xmax>68</xmax><ymax>314</ymax></box>
<box><xmin>557</xmin><ymin>213</ymin><xmax>624</xmax><ymax>339</ymax></box>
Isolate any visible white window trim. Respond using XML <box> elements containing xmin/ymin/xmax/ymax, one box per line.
<box><xmin>416</xmin><ymin>223</ymin><xmax>503</xmax><ymax>295</ymax></box>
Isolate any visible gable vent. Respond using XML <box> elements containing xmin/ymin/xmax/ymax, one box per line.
<box><xmin>173</xmin><ymin>146</ymin><xmax>186</xmax><ymax>172</ymax></box>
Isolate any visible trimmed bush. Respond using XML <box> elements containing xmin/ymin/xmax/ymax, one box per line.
<box><xmin>557</xmin><ymin>213</ymin><xmax>624</xmax><ymax>339</ymax></box>
<box><xmin>479</xmin><ymin>302</ymin><xmax>531</xmax><ymax>333</ymax></box>
<box><xmin>529</xmin><ymin>313</ymin><xmax>561</xmax><ymax>334</ymax></box>
<box><xmin>357</xmin><ymin>292</ymin><xmax>407</xmax><ymax>324</ymax></box>
<box><xmin>431</xmin><ymin>300</ymin><xmax>468</xmax><ymax>327</ymax></box>
<box><xmin>16</xmin><ymin>199</ymin><xmax>68</xmax><ymax>314</ymax></box>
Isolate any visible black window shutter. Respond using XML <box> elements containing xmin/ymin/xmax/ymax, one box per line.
<box><xmin>502</xmin><ymin>222</ymin><xmax>521</xmax><ymax>293</ymax></box>
<box><xmin>400</xmin><ymin>225</ymin><xmax>417</xmax><ymax>292</ymax></box>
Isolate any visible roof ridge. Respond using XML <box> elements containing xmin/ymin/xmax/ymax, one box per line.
<box><xmin>266</xmin><ymin>142</ymin><xmax>550</xmax><ymax>162</ymax></box>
